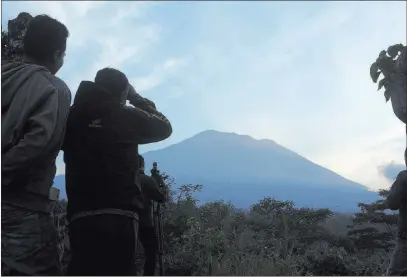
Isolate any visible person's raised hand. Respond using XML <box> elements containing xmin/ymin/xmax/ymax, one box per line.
<box><xmin>127</xmin><ymin>84</ymin><xmax>141</xmax><ymax>102</ymax></box>
<box><xmin>127</xmin><ymin>84</ymin><xmax>157</xmax><ymax>111</ymax></box>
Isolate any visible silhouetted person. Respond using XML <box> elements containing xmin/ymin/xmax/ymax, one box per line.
<box><xmin>386</xmin><ymin>170</ymin><xmax>407</xmax><ymax>276</ymax></box>
<box><xmin>63</xmin><ymin>68</ymin><xmax>172</xmax><ymax>276</ymax></box>
<box><xmin>151</xmin><ymin>162</ymin><xmax>165</xmax><ymax>188</ymax></box>
<box><xmin>138</xmin><ymin>155</ymin><xmax>166</xmax><ymax>276</ymax></box>
<box><xmin>1</xmin><ymin>15</ymin><xmax>71</xmax><ymax>276</ymax></box>
<box><xmin>152</xmin><ymin>162</ymin><xmax>159</xmax><ymax>174</ymax></box>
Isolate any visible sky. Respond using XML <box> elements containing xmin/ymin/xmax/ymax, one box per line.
<box><xmin>2</xmin><ymin>1</ymin><xmax>406</xmax><ymax>191</ymax></box>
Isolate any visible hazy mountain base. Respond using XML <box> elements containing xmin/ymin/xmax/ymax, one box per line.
<box><xmin>53</xmin><ymin>129</ymin><xmax>381</xmax><ymax>213</ymax></box>
<box><xmin>52</xmin><ymin>174</ymin><xmax>379</xmax><ymax>214</ymax></box>
<box><xmin>51</xmin><ymin>176</ymin><xmax>395</xmax><ymax>276</ymax></box>
<box><xmin>141</xmin><ymin>130</ymin><xmax>380</xmax><ymax>213</ymax></box>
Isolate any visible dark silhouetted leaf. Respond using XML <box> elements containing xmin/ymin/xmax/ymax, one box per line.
<box><xmin>378</xmin><ymin>56</ymin><xmax>396</xmax><ymax>75</ymax></box>
<box><xmin>384</xmin><ymin>89</ymin><xmax>391</xmax><ymax>102</ymax></box>
<box><xmin>377</xmin><ymin>78</ymin><xmax>388</xmax><ymax>91</ymax></box>
<box><xmin>370</xmin><ymin>62</ymin><xmax>381</xmax><ymax>83</ymax></box>
<box><xmin>387</xmin><ymin>44</ymin><xmax>404</xmax><ymax>58</ymax></box>
<box><xmin>379</xmin><ymin>50</ymin><xmax>387</xmax><ymax>59</ymax></box>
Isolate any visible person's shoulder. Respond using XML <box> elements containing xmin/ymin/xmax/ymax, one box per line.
<box><xmin>396</xmin><ymin>170</ymin><xmax>407</xmax><ymax>179</ymax></box>
<box><xmin>15</xmin><ymin>64</ymin><xmax>61</xmax><ymax>95</ymax></box>
<box><xmin>140</xmin><ymin>174</ymin><xmax>157</xmax><ymax>185</ymax></box>
<box><xmin>43</xmin><ymin>73</ymin><xmax>72</xmax><ymax>102</ymax></box>
<box><xmin>394</xmin><ymin>170</ymin><xmax>407</xmax><ymax>187</ymax></box>
<box><xmin>140</xmin><ymin>173</ymin><xmax>153</xmax><ymax>181</ymax></box>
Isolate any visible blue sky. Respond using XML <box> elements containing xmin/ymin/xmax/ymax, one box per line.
<box><xmin>2</xmin><ymin>1</ymin><xmax>406</xmax><ymax>190</ymax></box>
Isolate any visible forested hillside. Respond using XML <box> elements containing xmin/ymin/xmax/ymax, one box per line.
<box><xmin>52</xmin><ymin>174</ymin><xmax>397</xmax><ymax>276</ymax></box>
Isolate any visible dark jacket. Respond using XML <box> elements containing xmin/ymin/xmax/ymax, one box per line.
<box><xmin>63</xmin><ymin>81</ymin><xmax>172</xmax><ymax>219</ymax></box>
<box><xmin>386</xmin><ymin>170</ymin><xmax>407</xmax><ymax>238</ymax></box>
<box><xmin>139</xmin><ymin>172</ymin><xmax>166</xmax><ymax>227</ymax></box>
<box><xmin>1</xmin><ymin>62</ymin><xmax>72</xmax><ymax>213</ymax></box>
<box><xmin>151</xmin><ymin>169</ymin><xmax>165</xmax><ymax>187</ymax></box>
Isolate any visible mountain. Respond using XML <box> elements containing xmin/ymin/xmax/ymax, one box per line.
<box><xmin>53</xmin><ymin>130</ymin><xmax>379</xmax><ymax>212</ymax></box>
<box><xmin>53</xmin><ymin>175</ymin><xmax>67</xmax><ymax>200</ymax></box>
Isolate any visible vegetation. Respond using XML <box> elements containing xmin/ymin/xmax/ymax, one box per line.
<box><xmin>51</xmin><ymin>173</ymin><xmax>397</xmax><ymax>276</ymax></box>
<box><xmin>370</xmin><ymin>43</ymin><xmax>407</xmax><ymax>125</ymax></box>
<box><xmin>1</xmin><ymin>12</ymin><xmax>31</xmax><ymax>64</ymax></box>
<box><xmin>370</xmin><ymin>43</ymin><xmax>406</xmax><ymax>102</ymax></box>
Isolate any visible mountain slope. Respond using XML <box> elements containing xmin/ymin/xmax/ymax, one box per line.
<box><xmin>53</xmin><ymin>175</ymin><xmax>67</xmax><ymax>200</ymax></box>
<box><xmin>53</xmin><ymin>130</ymin><xmax>379</xmax><ymax>212</ymax></box>
<box><xmin>141</xmin><ymin>130</ymin><xmax>378</xmax><ymax>212</ymax></box>
<box><xmin>143</xmin><ymin>130</ymin><xmax>365</xmax><ymax>189</ymax></box>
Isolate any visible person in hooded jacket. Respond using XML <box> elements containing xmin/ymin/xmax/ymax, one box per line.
<box><xmin>138</xmin><ymin>155</ymin><xmax>167</xmax><ymax>276</ymax></box>
<box><xmin>63</xmin><ymin>67</ymin><xmax>172</xmax><ymax>276</ymax></box>
<box><xmin>1</xmin><ymin>15</ymin><xmax>71</xmax><ymax>276</ymax></box>
<box><xmin>386</xmin><ymin>170</ymin><xmax>407</xmax><ymax>276</ymax></box>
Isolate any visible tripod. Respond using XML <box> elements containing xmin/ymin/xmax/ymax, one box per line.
<box><xmin>153</xmin><ymin>202</ymin><xmax>165</xmax><ymax>276</ymax></box>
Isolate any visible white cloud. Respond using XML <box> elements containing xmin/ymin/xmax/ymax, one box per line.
<box><xmin>2</xmin><ymin>1</ymin><xmax>177</xmax><ymax>94</ymax></box>
<box><xmin>378</xmin><ymin>161</ymin><xmax>405</xmax><ymax>182</ymax></box>
<box><xmin>132</xmin><ymin>57</ymin><xmax>191</xmax><ymax>92</ymax></box>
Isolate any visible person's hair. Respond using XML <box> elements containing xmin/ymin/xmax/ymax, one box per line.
<box><xmin>138</xmin><ymin>155</ymin><xmax>145</xmax><ymax>169</ymax></box>
<box><xmin>23</xmin><ymin>15</ymin><xmax>69</xmax><ymax>61</ymax></box>
<box><xmin>94</xmin><ymin>67</ymin><xmax>129</xmax><ymax>98</ymax></box>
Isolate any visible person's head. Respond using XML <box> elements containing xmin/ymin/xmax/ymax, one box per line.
<box><xmin>153</xmin><ymin>162</ymin><xmax>158</xmax><ymax>169</ymax></box>
<box><xmin>138</xmin><ymin>155</ymin><xmax>145</xmax><ymax>171</ymax></box>
<box><xmin>23</xmin><ymin>15</ymin><xmax>69</xmax><ymax>75</ymax></box>
<box><xmin>94</xmin><ymin>67</ymin><xmax>129</xmax><ymax>104</ymax></box>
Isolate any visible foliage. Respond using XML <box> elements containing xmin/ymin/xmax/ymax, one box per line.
<box><xmin>51</xmin><ymin>199</ymin><xmax>70</xmax><ymax>275</ymax></box>
<box><xmin>347</xmin><ymin>189</ymin><xmax>397</xmax><ymax>252</ymax></box>
<box><xmin>370</xmin><ymin>44</ymin><xmax>406</xmax><ymax>102</ymax></box>
<box><xmin>51</xmin><ymin>174</ymin><xmax>395</xmax><ymax>276</ymax></box>
<box><xmin>1</xmin><ymin>30</ymin><xmax>16</xmax><ymax>64</ymax></box>
<box><xmin>1</xmin><ymin>12</ymin><xmax>31</xmax><ymax>64</ymax></box>
<box><xmin>2</xmin><ymin>31</ymin><xmax>11</xmax><ymax>62</ymax></box>
<box><xmin>346</xmin><ymin>189</ymin><xmax>397</xmax><ymax>275</ymax></box>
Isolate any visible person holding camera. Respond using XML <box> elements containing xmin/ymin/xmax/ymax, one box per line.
<box><xmin>151</xmin><ymin>162</ymin><xmax>166</xmax><ymax>188</ymax></box>
<box><xmin>138</xmin><ymin>155</ymin><xmax>167</xmax><ymax>276</ymax></box>
<box><xmin>63</xmin><ymin>67</ymin><xmax>172</xmax><ymax>276</ymax></box>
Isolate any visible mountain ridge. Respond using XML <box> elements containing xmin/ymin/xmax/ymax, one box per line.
<box><xmin>53</xmin><ymin>129</ymin><xmax>378</xmax><ymax>212</ymax></box>
<box><xmin>142</xmin><ymin>130</ymin><xmax>369</xmax><ymax>189</ymax></box>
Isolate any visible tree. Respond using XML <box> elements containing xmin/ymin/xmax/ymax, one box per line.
<box><xmin>249</xmin><ymin>197</ymin><xmax>333</xmax><ymax>258</ymax></box>
<box><xmin>347</xmin><ymin>189</ymin><xmax>397</xmax><ymax>255</ymax></box>
<box><xmin>1</xmin><ymin>12</ymin><xmax>32</xmax><ymax>63</ymax></box>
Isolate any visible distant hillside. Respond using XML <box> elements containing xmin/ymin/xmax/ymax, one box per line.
<box><xmin>53</xmin><ymin>175</ymin><xmax>67</xmax><ymax>200</ymax></box>
<box><xmin>53</xmin><ymin>130</ymin><xmax>379</xmax><ymax>212</ymax></box>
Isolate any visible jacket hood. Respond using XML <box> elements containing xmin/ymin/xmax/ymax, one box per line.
<box><xmin>73</xmin><ymin>81</ymin><xmax>118</xmax><ymax>106</ymax></box>
<box><xmin>1</xmin><ymin>62</ymin><xmax>50</xmax><ymax>112</ymax></box>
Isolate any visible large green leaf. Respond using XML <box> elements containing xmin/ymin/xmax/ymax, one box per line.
<box><xmin>370</xmin><ymin>62</ymin><xmax>381</xmax><ymax>83</ymax></box>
